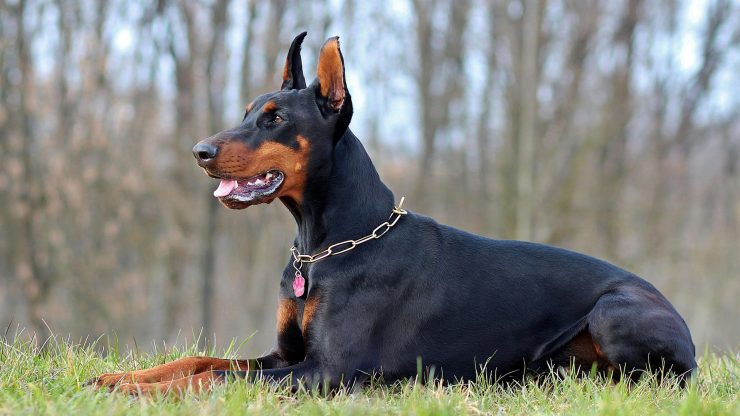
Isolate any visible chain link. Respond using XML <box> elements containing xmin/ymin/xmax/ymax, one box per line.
<box><xmin>290</xmin><ymin>197</ymin><xmax>407</xmax><ymax>265</ymax></box>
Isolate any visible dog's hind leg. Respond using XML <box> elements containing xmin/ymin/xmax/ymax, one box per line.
<box><xmin>586</xmin><ymin>284</ymin><xmax>697</xmax><ymax>385</ymax></box>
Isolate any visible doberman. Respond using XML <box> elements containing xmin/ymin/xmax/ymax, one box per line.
<box><xmin>90</xmin><ymin>32</ymin><xmax>697</xmax><ymax>395</ymax></box>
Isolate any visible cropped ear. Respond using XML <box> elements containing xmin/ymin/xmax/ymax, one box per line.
<box><xmin>315</xmin><ymin>37</ymin><xmax>348</xmax><ymax>113</ymax></box>
<box><xmin>281</xmin><ymin>32</ymin><xmax>307</xmax><ymax>90</ymax></box>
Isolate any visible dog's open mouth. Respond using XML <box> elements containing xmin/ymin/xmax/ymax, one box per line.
<box><xmin>212</xmin><ymin>170</ymin><xmax>284</xmax><ymax>202</ymax></box>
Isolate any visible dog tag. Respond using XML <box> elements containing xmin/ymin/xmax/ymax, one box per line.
<box><xmin>293</xmin><ymin>271</ymin><xmax>306</xmax><ymax>297</ymax></box>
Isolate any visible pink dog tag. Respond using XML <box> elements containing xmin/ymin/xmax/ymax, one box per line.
<box><xmin>293</xmin><ymin>272</ymin><xmax>306</xmax><ymax>297</ymax></box>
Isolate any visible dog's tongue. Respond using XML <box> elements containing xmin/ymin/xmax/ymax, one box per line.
<box><xmin>213</xmin><ymin>179</ymin><xmax>238</xmax><ymax>197</ymax></box>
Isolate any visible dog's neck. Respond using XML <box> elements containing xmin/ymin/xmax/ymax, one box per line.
<box><xmin>283</xmin><ymin>130</ymin><xmax>395</xmax><ymax>255</ymax></box>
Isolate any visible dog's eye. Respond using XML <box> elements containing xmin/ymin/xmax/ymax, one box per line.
<box><xmin>260</xmin><ymin>111</ymin><xmax>286</xmax><ymax>128</ymax></box>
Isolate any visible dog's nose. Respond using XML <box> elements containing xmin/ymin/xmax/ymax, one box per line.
<box><xmin>193</xmin><ymin>142</ymin><xmax>218</xmax><ymax>162</ymax></box>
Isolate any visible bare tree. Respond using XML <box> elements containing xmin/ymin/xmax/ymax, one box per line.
<box><xmin>200</xmin><ymin>0</ymin><xmax>230</xmax><ymax>347</ymax></box>
<box><xmin>595</xmin><ymin>0</ymin><xmax>640</xmax><ymax>261</ymax></box>
<box><xmin>411</xmin><ymin>0</ymin><xmax>470</xmax><ymax>208</ymax></box>
<box><xmin>514</xmin><ymin>0</ymin><xmax>542</xmax><ymax>241</ymax></box>
<box><xmin>9</xmin><ymin>0</ymin><xmax>52</xmax><ymax>342</ymax></box>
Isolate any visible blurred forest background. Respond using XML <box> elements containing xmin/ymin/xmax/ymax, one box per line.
<box><xmin>0</xmin><ymin>0</ymin><xmax>738</xmax><ymax>357</ymax></box>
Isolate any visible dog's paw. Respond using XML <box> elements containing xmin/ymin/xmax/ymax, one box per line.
<box><xmin>86</xmin><ymin>372</ymin><xmax>131</xmax><ymax>390</ymax></box>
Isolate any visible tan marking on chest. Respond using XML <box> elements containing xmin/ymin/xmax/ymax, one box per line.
<box><xmin>301</xmin><ymin>296</ymin><xmax>320</xmax><ymax>332</ymax></box>
<box><xmin>276</xmin><ymin>298</ymin><xmax>298</xmax><ymax>334</ymax></box>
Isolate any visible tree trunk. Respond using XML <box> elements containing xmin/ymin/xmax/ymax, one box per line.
<box><xmin>515</xmin><ymin>0</ymin><xmax>540</xmax><ymax>241</ymax></box>
<box><xmin>200</xmin><ymin>0</ymin><xmax>230</xmax><ymax>347</ymax></box>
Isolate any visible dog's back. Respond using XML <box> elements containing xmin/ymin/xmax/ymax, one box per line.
<box><xmin>319</xmin><ymin>206</ymin><xmax>695</xmax><ymax>382</ymax></box>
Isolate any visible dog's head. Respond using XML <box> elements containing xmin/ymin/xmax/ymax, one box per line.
<box><xmin>193</xmin><ymin>32</ymin><xmax>352</xmax><ymax>209</ymax></box>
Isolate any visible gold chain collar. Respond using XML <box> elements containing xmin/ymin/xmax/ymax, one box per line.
<box><xmin>290</xmin><ymin>197</ymin><xmax>408</xmax><ymax>269</ymax></box>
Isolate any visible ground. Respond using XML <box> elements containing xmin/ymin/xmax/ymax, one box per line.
<box><xmin>0</xmin><ymin>334</ymin><xmax>737</xmax><ymax>415</ymax></box>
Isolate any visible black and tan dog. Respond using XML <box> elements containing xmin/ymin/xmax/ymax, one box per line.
<box><xmin>91</xmin><ymin>33</ymin><xmax>696</xmax><ymax>395</ymax></box>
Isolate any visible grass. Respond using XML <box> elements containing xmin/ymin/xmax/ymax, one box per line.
<box><xmin>0</xmin><ymin>332</ymin><xmax>737</xmax><ymax>415</ymax></box>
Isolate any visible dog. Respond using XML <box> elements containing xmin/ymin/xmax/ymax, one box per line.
<box><xmin>90</xmin><ymin>32</ymin><xmax>696</xmax><ymax>395</ymax></box>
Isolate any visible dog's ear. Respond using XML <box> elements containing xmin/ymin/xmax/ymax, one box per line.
<box><xmin>313</xmin><ymin>37</ymin><xmax>353</xmax><ymax>140</ymax></box>
<box><xmin>281</xmin><ymin>32</ymin><xmax>307</xmax><ymax>90</ymax></box>
<box><xmin>314</xmin><ymin>37</ymin><xmax>350</xmax><ymax>113</ymax></box>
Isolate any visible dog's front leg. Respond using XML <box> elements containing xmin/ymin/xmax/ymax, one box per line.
<box><xmin>90</xmin><ymin>297</ymin><xmax>305</xmax><ymax>391</ymax></box>
<box><xmin>88</xmin><ymin>351</ymin><xmax>292</xmax><ymax>390</ymax></box>
<box><xmin>113</xmin><ymin>370</ymin><xmax>225</xmax><ymax>396</ymax></box>
<box><xmin>87</xmin><ymin>356</ymin><xmax>250</xmax><ymax>389</ymax></box>
<box><xmin>111</xmin><ymin>360</ymin><xmax>331</xmax><ymax>397</ymax></box>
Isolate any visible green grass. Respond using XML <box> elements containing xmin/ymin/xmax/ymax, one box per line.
<box><xmin>0</xmin><ymin>333</ymin><xmax>737</xmax><ymax>415</ymax></box>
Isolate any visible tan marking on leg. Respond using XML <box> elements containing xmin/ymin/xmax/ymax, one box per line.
<box><xmin>558</xmin><ymin>330</ymin><xmax>612</xmax><ymax>373</ymax></box>
<box><xmin>301</xmin><ymin>296</ymin><xmax>321</xmax><ymax>332</ymax></box>
<box><xmin>116</xmin><ymin>371</ymin><xmax>224</xmax><ymax>396</ymax></box>
<box><xmin>277</xmin><ymin>298</ymin><xmax>298</xmax><ymax>334</ymax></box>
<box><xmin>92</xmin><ymin>356</ymin><xmax>247</xmax><ymax>388</ymax></box>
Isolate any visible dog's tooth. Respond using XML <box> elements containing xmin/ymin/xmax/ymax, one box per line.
<box><xmin>266</xmin><ymin>172</ymin><xmax>273</xmax><ymax>180</ymax></box>
<box><xmin>255</xmin><ymin>179</ymin><xmax>265</xmax><ymax>185</ymax></box>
